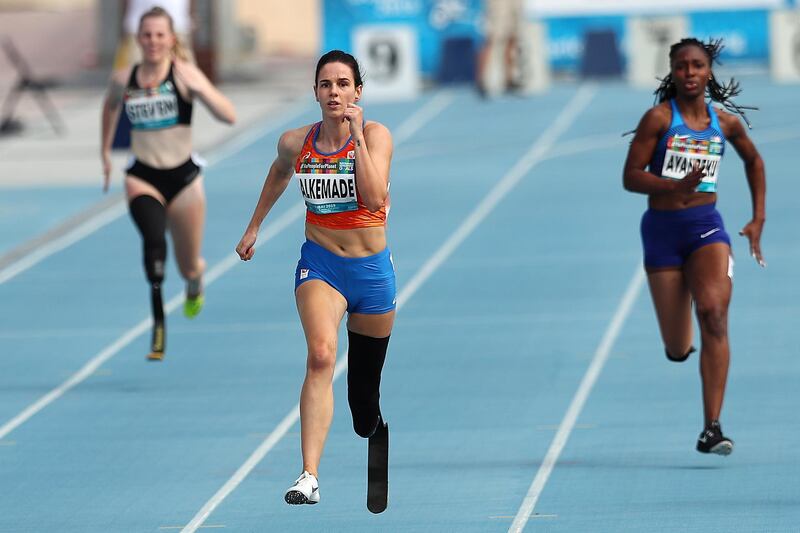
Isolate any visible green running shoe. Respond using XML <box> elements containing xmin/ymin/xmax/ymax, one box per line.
<box><xmin>184</xmin><ymin>294</ymin><xmax>204</xmax><ymax>319</ymax></box>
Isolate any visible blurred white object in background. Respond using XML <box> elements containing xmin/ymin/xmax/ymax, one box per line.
<box><xmin>627</xmin><ymin>16</ymin><xmax>687</xmax><ymax>88</ymax></box>
<box><xmin>769</xmin><ymin>9</ymin><xmax>800</xmax><ymax>83</ymax></box>
<box><xmin>517</xmin><ymin>21</ymin><xmax>549</xmax><ymax>94</ymax></box>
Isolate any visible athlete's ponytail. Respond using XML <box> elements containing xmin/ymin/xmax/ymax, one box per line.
<box><xmin>172</xmin><ymin>35</ymin><xmax>190</xmax><ymax>62</ymax></box>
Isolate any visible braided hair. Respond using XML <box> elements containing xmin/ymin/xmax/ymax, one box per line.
<box><xmin>655</xmin><ymin>37</ymin><xmax>756</xmax><ymax>128</ymax></box>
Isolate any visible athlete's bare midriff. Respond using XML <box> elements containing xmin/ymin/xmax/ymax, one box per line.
<box><xmin>648</xmin><ymin>191</ymin><xmax>718</xmax><ymax>211</ymax></box>
<box><xmin>131</xmin><ymin>126</ymin><xmax>193</xmax><ymax>168</ymax></box>
<box><xmin>306</xmin><ymin>224</ymin><xmax>386</xmax><ymax>257</ymax></box>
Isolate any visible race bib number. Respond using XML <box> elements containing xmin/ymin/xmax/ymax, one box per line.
<box><xmin>660</xmin><ymin>135</ymin><xmax>723</xmax><ymax>192</ymax></box>
<box><xmin>297</xmin><ymin>158</ymin><xmax>357</xmax><ymax>214</ymax></box>
<box><xmin>125</xmin><ymin>85</ymin><xmax>179</xmax><ymax>130</ymax></box>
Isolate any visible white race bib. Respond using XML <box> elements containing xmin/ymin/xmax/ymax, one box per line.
<box><xmin>660</xmin><ymin>135</ymin><xmax>723</xmax><ymax>192</ymax></box>
<box><xmin>297</xmin><ymin>158</ymin><xmax>358</xmax><ymax>214</ymax></box>
<box><xmin>125</xmin><ymin>86</ymin><xmax>179</xmax><ymax>130</ymax></box>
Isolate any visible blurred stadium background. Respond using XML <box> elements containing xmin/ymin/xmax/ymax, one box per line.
<box><xmin>1</xmin><ymin>1</ymin><xmax>799</xmax><ymax>532</ymax></box>
<box><xmin>1</xmin><ymin>0</ymin><xmax>798</xmax><ymax>188</ymax></box>
<box><xmin>1</xmin><ymin>0</ymin><xmax>799</xmax><ymax>100</ymax></box>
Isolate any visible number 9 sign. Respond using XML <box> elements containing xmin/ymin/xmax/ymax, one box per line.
<box><xmin>354</xmin><ymin>25</ymin><xmax>421</xmax><ymax>101</ymax></box>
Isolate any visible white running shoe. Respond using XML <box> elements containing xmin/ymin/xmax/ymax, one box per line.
<box><xmin>284</xmin><ymin>471</ymin><xmax>320</xmax><ymax>505</ymax></box>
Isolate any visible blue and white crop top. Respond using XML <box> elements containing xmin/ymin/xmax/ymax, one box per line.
<box><xmin>649</xmin><ymin>99</ymin><xmax>726</xmax><ymax>193</ymax></box>
<box><xmin>123</xmin><ymin>63</ymin><xmax>193</xmax><ymax>131</ymax></box>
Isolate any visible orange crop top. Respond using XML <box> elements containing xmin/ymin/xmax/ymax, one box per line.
<box><xmin>294</xmin><ymin>122</ymin><xmax>388</xmax><ymax>230</ymax></box>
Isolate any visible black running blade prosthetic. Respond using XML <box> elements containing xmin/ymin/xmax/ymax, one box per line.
<box><xmin>367</xmin><ymin>420</ymin><xmax>388</xmax><ymax>513</ymax></box>
<box><xmin>147</xmin><ymin>284</ymin><xmax>165</xmax><ymax>361</ymax></box>
<box><xmin>147</xmin><ymin>318</ymin><xmax>165</xmax><ymax>361</ymax></box>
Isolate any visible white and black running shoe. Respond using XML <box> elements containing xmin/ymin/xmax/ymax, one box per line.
<box><xmin>284</xmin><ymin>471</ymin><xmax>320</xmax><ymax>505</ymax></box>
<box><xmin>696</xmin><ymin>420</ymin><xmax>734</xmax><ymax>455</ymax></box>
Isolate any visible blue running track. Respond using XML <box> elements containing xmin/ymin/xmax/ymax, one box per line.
<box><xmin>0</xmin><ymin>78</ymin><xmax>798</xmax><ymax>532</ymax></box>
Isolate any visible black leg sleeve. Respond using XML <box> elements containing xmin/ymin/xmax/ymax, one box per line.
<box><xmin>129</xmin><ymin>195</ymin><xmax>167</xmax><ymax>284</ymax></box>
<box><xmin>347</xmin><ymin>330</ymin><xmax>390</xmax><ymax>438</ymax></box>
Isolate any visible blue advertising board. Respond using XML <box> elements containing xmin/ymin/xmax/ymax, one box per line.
<box><xmin>542</xmin><ymin>10</ymin><xmax>770</xmax><ymax>72</ymax></box>
<box><xmin>322</xmin><ymin>0</ymin><xmax>482</xmax><ymax>77</ymax></box>
<box><xmin>544</xmin><ymin>15</ymin><xmax>627</xmax><ymax>71</ymax></box>
<box><xmin>322</xmin><ymin>1</ymin><xmax>775</xmax><ymax>76</ymax></box>
<box><xmin>688</xmin><ymin>10</ymin><xmax>770</xmax><ymax>63</ymax></box>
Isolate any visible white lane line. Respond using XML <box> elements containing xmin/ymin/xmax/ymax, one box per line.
<box><xmin>393</xmin><ymin>90</ymin><xmax>454</xmax><ymax>145</ymax></box>
<box><xmin>753</xmin><ymin>126</ymin><xmax>800</xmax><ymax>145</ymax></box>
<box><xmin>0</xmin><ymin>321</ymin><xmax>299</xmax><ymax>340</ymax></box>
<box><xmin>204</xmin><ymin>101</ymin><xmax>309</xmax><ymax>166</ymax></box>
<box><xmin>0</xmin><ymin>205</ymin><xmax>305</xmax><ymax>442</ymax></box>
<box><xmin>0</xmin><ymin>201</ymin><xmax>128</xmax><ymax>285</ymax></box>
<box><xmin>397</xmin><ymin>120</ymin><xmax>792</xmax><ymax>169</ymax></box>
<box><xmin>160</xmin><ymin>526</ymin><xmax>225</xmax><ymax>530</ymax></box>
<box><xmin>508</xmin><ymin>264</ymin><xmax>646</xmax><ymax>533</ymax></box>
<box><xmin>0</xmin><ymin>191</ymin><xmax>125</xmax><ymax>272</ymax></box>
<box><xmin>541</xmin><ymin>124</ymin><xmax>799</xmax><ymax>163</ymax></box>
<box><xmin>159</xmin><ymin>526</ymin><xmax>226</xmax><ymax>530</ymax></box>
<box><xmin>0</xmin><ymin>103</ymin><xmax>310</xmax><ymax>287</ymax></box>
<box><xmin>543</xmin><ymin>133</ymin><xmax>624</xmax><ymax>161</ymax></box>
<box><xmin>397</xmin><ymin>84</ymin><xmax>596</xmax><ymax>306</ymax></box>
<box><xmin>180</xmin><ymin>85</ymin><xmax>596</xmax><ymax>533</ymax></box>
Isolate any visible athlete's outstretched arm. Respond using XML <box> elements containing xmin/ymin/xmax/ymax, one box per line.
<box><xmin>100</xmin><ymin>69</ymin><xmax>130</xmax><ymax>192</ymax></box>
<box><xmin>623</xmin><ymin>107</ymin><xmax>703</xmax><ymax>195</ymax></box>
<box><xmin>722</xmin><ymin>113</ymin><xmax>766</xmax><ymax>265</ymax></box>
<box><xmin>345</xmin><ymin>104</ymin><xmax>392</xmax><ymax>212</ymax></box>
<box><xmin>173</xmin><ymin>60</ymin><xmax>237</xmax><ymax>125</ymax></box>
<box><xmin>236</xmin><ymin>128</ymin><xmax>304</xmax><ymax>261</ymax></box>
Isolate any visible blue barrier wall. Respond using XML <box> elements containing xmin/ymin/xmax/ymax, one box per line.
<box><xmin>321</xmin><ymin>0</ymin><xmax>482</xmax><ymax>76</ymax></box>
<box><xmin>322</xmin><ymin>0</ymin><xmax>786</xmax><ymax>76</ymax></box>
<box><xmin>546</xmin><ymin>15</ymin><xmax>627</xmax><ymax>71</ymax></box>
<box><xmin>689</xmin><ymin>10</ymin><xmax>770</xmax><ymax>63</ymax></box>
<box><xmin>547</xmin><ymin>10</ymin><xmax>770</xmax><ymax>72</ymax></box>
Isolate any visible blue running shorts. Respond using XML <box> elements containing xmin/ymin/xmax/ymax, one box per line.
<box><xmin>295</xmin><ymin>239</ymin><xmax>396</xmax><ymax>314</ymax></box>
<box><xmin>640</xmin><ymin>203</ymin><xmax>731</xmax><ymax>269</ymax></box>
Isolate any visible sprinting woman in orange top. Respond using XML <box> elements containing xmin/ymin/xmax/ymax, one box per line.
<box><xmin>236</xmin><ymin>50</ymin><xmax>394</xmax><ymax>511</ymax></box>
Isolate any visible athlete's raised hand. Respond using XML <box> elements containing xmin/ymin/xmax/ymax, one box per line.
<box><xmin>343</xmin><ymin>102</ymin><xmax>364</xmax><ymax>138</ymax></box>
<box><xmin>674</xmin><ymin>166</ymin><xmax>705</xmax><ymax>194</ymax></box>
<box><xmin>739</xmin><ymin>219</ymin><xmax>766</xmax><ymax>267</ymax></box>
<box><xmin>236</xmin><ymin>228</ymin><xmax>258</xmax><ymax>261</ymax></box>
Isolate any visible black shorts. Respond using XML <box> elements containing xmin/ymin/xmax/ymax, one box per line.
<box><xmin>126</xmin><ymin>156</ymin><xmax>201</xmax><ymax>204</ymax></box>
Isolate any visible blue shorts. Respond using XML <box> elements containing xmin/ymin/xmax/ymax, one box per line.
<box><xmin>641</xmin><ymin>203</ymin><xmax>731</xmax><ymax>269</ymax></box>
<box><xmin>294</xmin><ymin>239</ymin><xmax>396</xmax><ymax>314</ymax></box>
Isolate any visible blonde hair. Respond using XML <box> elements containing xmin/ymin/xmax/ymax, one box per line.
<box><xmin>138</xmin><ymin>6</ymin><xmax>189</xmax><ymax>61</ymax></box>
